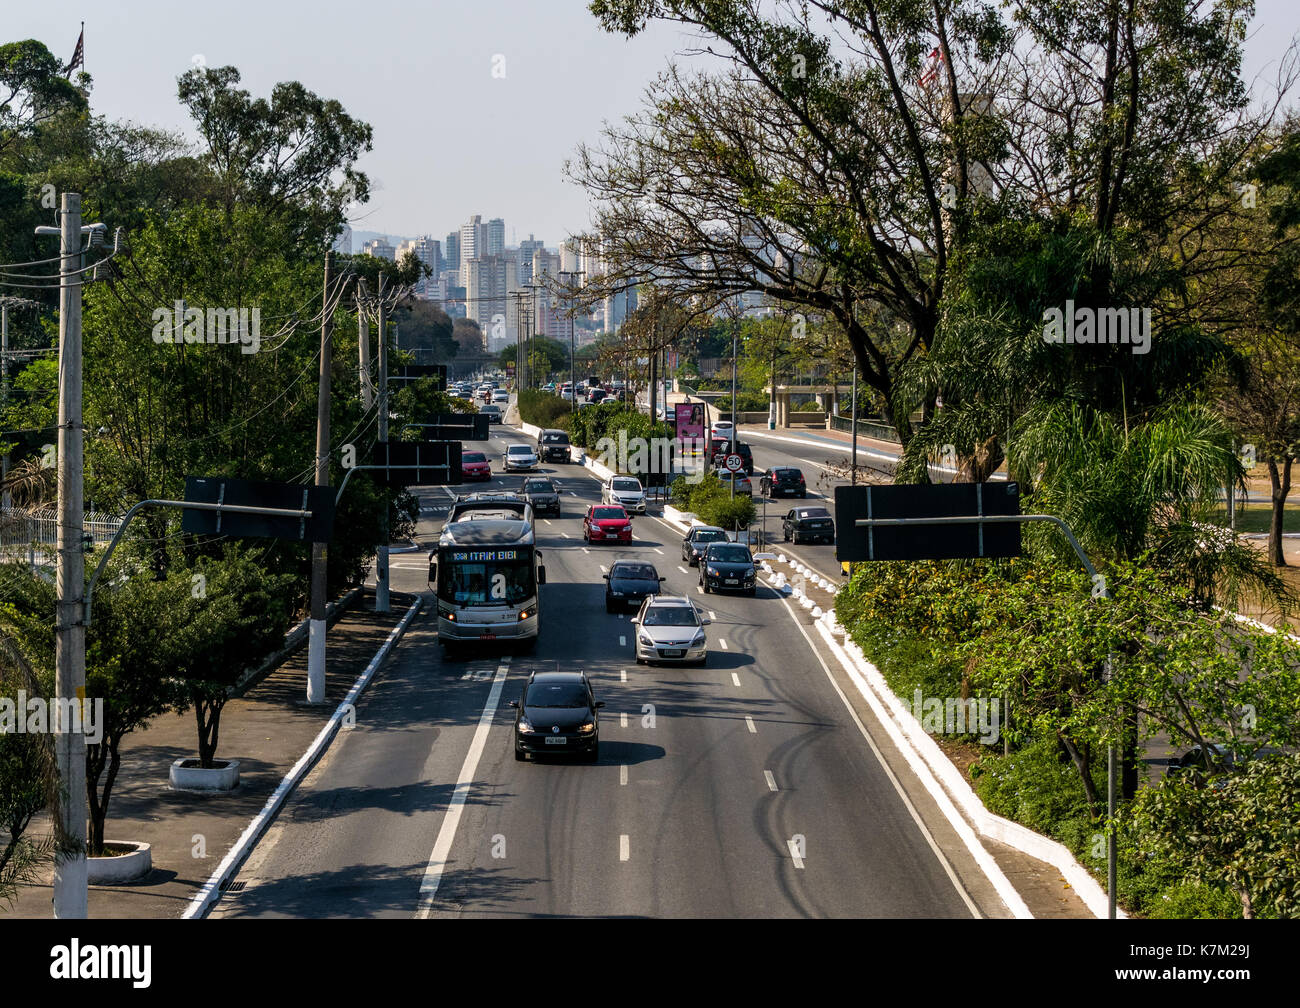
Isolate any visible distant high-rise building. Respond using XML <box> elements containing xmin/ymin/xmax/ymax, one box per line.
<box><xmin>486</xmin><ymin>218</ymin><xmax>506</xmax><ymax>257</ymax></box>
<box><xmin>466</xmin><ymin>253</ymin><xmax>519</xmax><ymax>350</ymax></box>
<box><xmin>404</xmin><ymin>237</ymin><xmax>440</xmax><ymax>298</ymax></box>
<box><xmin>560</xmin><ymin>239</ymin><xmax>581</xmax><ymax>274</ymax></box>
<box><xmin>363</xmin><ymin>238</ymin><xmax>395</xmax><ymax>260</ymax></box>
<box><xmin>518</xmin><ymin>235</ymin><xmax>545</xmax><ymax>287</ymax></box>
<box><xmin>460</xmin><ymin>215</ymin><xmax>483</xmax><ymax>287</ymax></box>
<box><xmin>444</xmin><ymin>231</ymin><xmax>460</xmax><ymax>274</ymax></box>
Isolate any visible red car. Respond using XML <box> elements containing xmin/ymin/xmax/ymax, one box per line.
<box><xmin>584</xmin><ymin>504</ymin><xmax>632</xmax><ymax>544</ymax></box>
<box><xmin>461</xmin><ymin>450</ymin><xmax>491</xmax><ymax>481</ymax></box>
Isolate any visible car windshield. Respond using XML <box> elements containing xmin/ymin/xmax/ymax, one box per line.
<box><xmin>593</xmin><ymin>507</ymin><xmax>625</xmax><ymax>520</ymax></box>
<box><xmin>526</xmin><ymin>481</ymin><xmax>554</xmax><ymax>493</ymax></box>
<box><xmin>542</xmin><ymin>433</ymin><xmax>567</xmax><ymax>443</ymax></box>
<box><xmin>508</xmin><ymin>445</ymin><xmax>531</xmax><ymax>455</ymax></box>
<box><xmin>643</xmin><ymin>606</ymin><xmax>700</xmax><ymax>627</ymax></box>
<box><xmin>798</xmin><ymin>509</ymin><xmax>830</xmax><ymax>518</ymax></box>
<box><xmin>441</xmin><ymin>558</ymin><xmax>535</xmax><ymax>606</ymax></box>
<box><xmin>693</xmin><ymin>530</ymin><xmax>726</xmax><ymax>543</ymax></box>
<box><xmin>526</xmin><ymin>682</ymin><xmax>589</xmax><ymax>708</ymax></box>
<box><xmin>708</xmin><ymin>546</ymin><xmax>752</xmax><ymax>563</ymax></box>
<box><xmin>463</xmin><ymin>452</ymin><xmax>486</xmax><ymax>463</ymax></box>
<box><xmin>613</xmin><ymin>564</ymin><xmax>656</xmax><ymax>580</ymax></box>
<box><xmin>612</xmin><ymin>478</ymin><xmax>641</xmax><ymax>491</ymax></box>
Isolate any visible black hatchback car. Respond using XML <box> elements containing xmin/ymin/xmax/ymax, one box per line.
<box><xmin>699</xmin><ymin>541</ymin><xmax>758</xmax><ymax>595</ymax></box>
<box><xmin>681</xmin><ymin>525</ymin><xmax>729</xmax><ymax>566</ymax></box>
<box><xmin>783</xmin><ymin>506</ymin><xmax>836</xmax><ymax>544</ymax></box>
<box><xmin>760</xmin><ymin>466</ymin><xmax>807</xmax><ymax>498</ymax></box>
<box><xmin>510</xmin><ymin>671</ymin><xmax>604</xmax><ymax>762</ymax></box>
<box><xmin>604</xmin><ymin>560</ymin><xmax>665</xmax><ymax>613</ymax></box>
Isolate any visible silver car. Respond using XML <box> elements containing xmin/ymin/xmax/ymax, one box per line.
<box><xmin>603</xmin><ymin>475</ymin><xmax>647</xmax><ymax>514</ymax></box>
<box><xmin>631</xmin><ymin>595</ymin><xmax>710</xmax><ymax>666</ymax></box>
<box><xmin>503</xmin><ymin>443</ymin><xmax>538</xmax><ymax>471</ymax></box>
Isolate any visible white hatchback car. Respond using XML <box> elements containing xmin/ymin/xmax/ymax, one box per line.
<box><xmin>710</xmin><ymin>420</ymin><xmax>735</xmax><ymax>440</ymax></box>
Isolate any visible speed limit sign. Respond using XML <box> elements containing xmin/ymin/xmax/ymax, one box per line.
<box><xmin>725</xmin><ymin>453</ymin><xmax>743</xmax><ymax>473</ymax></box>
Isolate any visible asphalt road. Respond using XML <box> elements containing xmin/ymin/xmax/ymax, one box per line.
<box><xmin>208</xmin><ymin>420</ymin><xmax>1006</xmax><ymax>919</ymax></box>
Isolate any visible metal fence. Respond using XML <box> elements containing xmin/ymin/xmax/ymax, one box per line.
<box><xmin>827</xmin><ymin>415</ymin><xmax>903</xmax><ymax>443</ymax></box>
<box><xmin>0</xmin><ymin>508</ymin><xmax>122</xmax><ymax>564</ymax></box>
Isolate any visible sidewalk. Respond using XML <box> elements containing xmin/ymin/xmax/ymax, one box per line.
<box><xmin>5</xmin><ymin>588</ymin><xmax>417</xmax><ymax>919</ymax></box>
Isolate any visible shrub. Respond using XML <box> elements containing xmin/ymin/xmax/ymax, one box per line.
<box><xmin>699</xmin><ymin>493</ymin><xmax>756</xmax><ymax>530</ymax></box>
<box><xmin>518</xmin><ymin>389</ymin><xmax>571</xmax><ymax>428</ymax></box>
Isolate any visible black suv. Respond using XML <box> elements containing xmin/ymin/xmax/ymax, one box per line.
<box><xmin>521</xmin><ymin>476</ymin><xmax>561</xmax><ymax>517</ymax></box>
<box><xmin>709</xmin><ymin>439</ymin><xmax>753</xmax><ymax>474</ymax></box>
<box><xmin>760</xmin><ymin>466</ymin><xmax>806</xmax><ymax>498</ymax></box>
<box><xmin>538</xmin><ymin>429</ymin><xmax>571</xmax><ymax>463</ymax></box>
<box><xmin>510</xmin><ymin>671</ymin><xmax>604</xmax><ymax>762</ymax></box>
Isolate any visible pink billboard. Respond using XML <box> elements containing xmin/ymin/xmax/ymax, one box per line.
<box><xmin>675</xmin><ymin>401</ymin><xmax>706</xmax><ymax>456</ymax></box>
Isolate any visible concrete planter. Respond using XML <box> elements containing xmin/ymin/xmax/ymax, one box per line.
<box><xmin>169</xmin><ymin>758</ymin><xmax>240</xmax><ymax>792</ymax></box>
<box><xmin>87</xmin><ymin>841</ymin><xmax>151</xmax><ymax>884</ymax></box>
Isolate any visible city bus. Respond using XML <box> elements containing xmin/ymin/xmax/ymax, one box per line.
<box><xmin>428</xmin><ymin>495</ymin><xmax>546</xmax><ymax>653</ymax></box>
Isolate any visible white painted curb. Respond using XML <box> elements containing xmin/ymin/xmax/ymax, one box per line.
<box><xmin>183</xmin><ymin>596</ymin><xmax>424</xmax><ymax>919</ymax></box>
<box><xmin>814</xmin><ymin>619</ymin><xmax>1123</xmax><ymax>919</ymax></box>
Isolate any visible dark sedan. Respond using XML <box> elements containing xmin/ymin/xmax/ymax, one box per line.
<box><xmin>603</xmin><ymin>560</ymin><xmax>666</xmax><ymax>613</ymax></box>
<box><xmin>521</xmin><ymin>476</ymin><xmax>561</xmax><ymax>517</ymax></box>
<box><xmin>681</xmin><ymin>525</ymin><xmax>728</xmax><ymax>566</ymax></box>
<box><xmin>760</xmin><ymin>466</ymin><xmax>807</xmax><ymax>498</ymax></box>
<box><xmin>783</xmin><ymin>506</ymin><xmax>835</xmax><ymax>545</ymax></box>
<box><xmin>511</xmin><ymin>671</ymin><xmax>604</xmax><ymax>762</ymax></box>
<box><xmin>699</xmin><ymin>542</ymin><xmax>757</xmax><ymax>596</ymax></box>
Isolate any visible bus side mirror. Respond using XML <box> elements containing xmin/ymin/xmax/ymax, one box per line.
<box><xmin>538</xmin><ymin>566</ymin><xmax>546</xmax><ymax>585</ymax></box>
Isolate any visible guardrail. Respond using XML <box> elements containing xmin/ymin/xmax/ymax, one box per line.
<box><xmin>828</xmin><ymin>414</ymin><xmax>903</xmax><ymax>443</ymax></box>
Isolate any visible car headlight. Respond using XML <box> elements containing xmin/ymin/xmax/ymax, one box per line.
<box><xmin>706</xmin><ymin>567</ymin><xmax>719</xmax><ymax>576</ymax></box>
<box><xmin>577</xmin><ymin>722</ymin><xmax>596</xmax><ymax>734</ymax></box>
<box><xmin>442</xmin><ymin>609</ymin><xmax>457</xmax><ymax>621</ymax></box>
<box><xmin>518</xmin><ymin>719</ymin><xmax>534</xmax><ymax>733</ymax></box>
<box><xmin>638</xmin><ymin>633</ymin><xmax>653</xmax><ymax>646</ymax></box>
<box><xmin>517</xmin><ymin>606</ymin><xmax>536</xmax><ymax>621</ymax></box>
<box><xmin>691</xmin><ymin>630</ymin><xmax>706</xmax><ymax>646</ymax></box>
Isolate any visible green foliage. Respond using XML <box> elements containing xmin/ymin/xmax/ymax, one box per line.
<box><xmin>0</xmin><ymin>658</ymin><xmax>54</xmax><ymax>909</ymax></box>
<box><xmin>517</xmin><ymin>390</ymin><xmax>572</xmax><ymax>428</ymax></box>
<box><xmin>669</xmin><ymin>471</ymin><xmax>755</xmax><ymax>528</ymax></box>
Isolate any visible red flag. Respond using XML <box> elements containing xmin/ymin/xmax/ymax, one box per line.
<box><xmin>919</xmin><ymin>46</ymin><xmax>943</xmax><ymax>88</ymax></box>
<box><xmin>64</xmin><ymin>25</ymin><xmax>84</xmax><ymax>76</ymax></box>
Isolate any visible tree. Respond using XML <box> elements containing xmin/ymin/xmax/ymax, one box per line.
<box><xmin>452</xmin><ymin>317</ymin><xmax>484</xmax><ymax>353</ymax></box>
<box><xmin>0</xmin><ymin>649</ymin><xmax>54</xmax><ymax>909</ymax></box>
<box><xmin>393</xmin><ymin>299</ymin><xmax>457</xmax><ymax>363</ymax></box>
<box><xmin>0</xmin><ymin>39</ymin><xmax>86</xmax><ymax>155</ymax></box>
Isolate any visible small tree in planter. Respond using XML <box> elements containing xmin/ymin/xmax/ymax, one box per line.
<box><xmin>173</xmin><ymin>549</ymin><xmax>294</xmax><ymax>770</ymax></box>
<box><xmin>0</xmin><ymin>658</ymin><xmax>55</xmax><ymax>907</ymax></box>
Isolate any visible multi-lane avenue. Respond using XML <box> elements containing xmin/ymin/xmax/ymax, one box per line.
<box><xmin>208</xmin><ymin>416</ymin><xmax>1017</xmax><ymax>919</ymax></box>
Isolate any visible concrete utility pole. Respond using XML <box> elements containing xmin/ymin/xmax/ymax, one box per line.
<box><xmin>376</xmin><ymin>273</ymin><xmax>390</xmax><ymax>614</ymax></box>
<box><xmin>308</xmin><ymin>251</ymin><xmax>334</xmax><ymax>703</ymax></box>
<box><xmin>49</xmin><ymin>193</ymin><xmax>87</xmax><ymax>917</ymax></box>
<box><xmin>357</xmin><ymin>278</ymin><xmax>372</xmax><ymax>410</ymax></box>
<box><xmin>850</xmin><ymin>366</ymin><xmax>858</xmax><ymax>486</ymax></box>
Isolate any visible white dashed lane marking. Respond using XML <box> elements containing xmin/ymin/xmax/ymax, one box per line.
<box><xmin>745</xmin><ymin>716</ymin><xmax>756</xmax><ymax>733</ymax></box>
<box><xmin>764</xmin><ymin>771</ymin><xmax>778</xmax><ymax>792</ymax></box>
<box><xmin>731</xmin><ymin>673</ymin><xmax>741</xmax><ymax>687</ymax></box>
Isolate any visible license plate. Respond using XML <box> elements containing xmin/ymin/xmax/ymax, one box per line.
<box><xmin>662</xmin><ymin>649</ymin><xmax>683</xmax><ymax>658</ymax></box>
<box><xmin>545</xmin><ymin>737</ymin><xmax>567</xmax><ymax>745</ymax></box>
<box><xmin>726</xmin><ymin>579</ymin><xmax>738</xmax><ymax>585</ymax></box>
<box><xmin>606</xmin><ymin>532</ymin><xmax>619</xmax><ymax>538</ymax></box>
<box><xmin>479</xmin><ymin>633</ymin><xmax>496</xmax><ymax>640</ymax></box>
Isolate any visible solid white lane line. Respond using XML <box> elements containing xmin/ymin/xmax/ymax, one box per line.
<box><xmin>731</xmin><ymin>672</ymin><xmax>741</xmax><ymax>687</ymax></box>
<box><xmin>620</xmin><ymin>712</ymin><xmax>628</xmax><ymax>728</ymax></box>
<box><xmin>745</xmin><ymin>716</ymin><xmax>757</xmax><ymax>733</ymax></box>
<box><xmin>619</xmin><ymin>635</ymin><xmax>626</xmax><ymax>647</ymax></box>
<box><xmin>620</xmin><ymin>764</ymin><xmax>628</xmax><ymax>786</ymax></box>
<box><xmin>416</xmin><ymin>659</ymin><xmax>511</xmax><ymax>917</ymax></box>
<box><xmin>764</xmin><ymin>770</ymin><xmax>778</xmax><ymax>792</ymax></box>
<box><xmin>719</xmin><ymin>638</ymin><xmax>728</xmax><ymax>650</ymax></box>
<box><xmin>787</xmin><ymin>838</ymin><xmax>805</xmax><ymax>869</ymax></box>
<box><xmin>619</xmin><ymin>835</ymin><xmax>630</xmax><ymax>862</ymax></box>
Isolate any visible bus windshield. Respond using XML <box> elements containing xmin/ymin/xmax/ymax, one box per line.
<box><xmin>440</xmin><ymin>555</ymin><xmax>535</xmax><ymax>606</ymax></box>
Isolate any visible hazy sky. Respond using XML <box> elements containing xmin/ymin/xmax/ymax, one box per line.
<box><xmin>8</xmin><ymin>1</ymin><xmax>1299</xmax><ymax>246</ymax></box>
